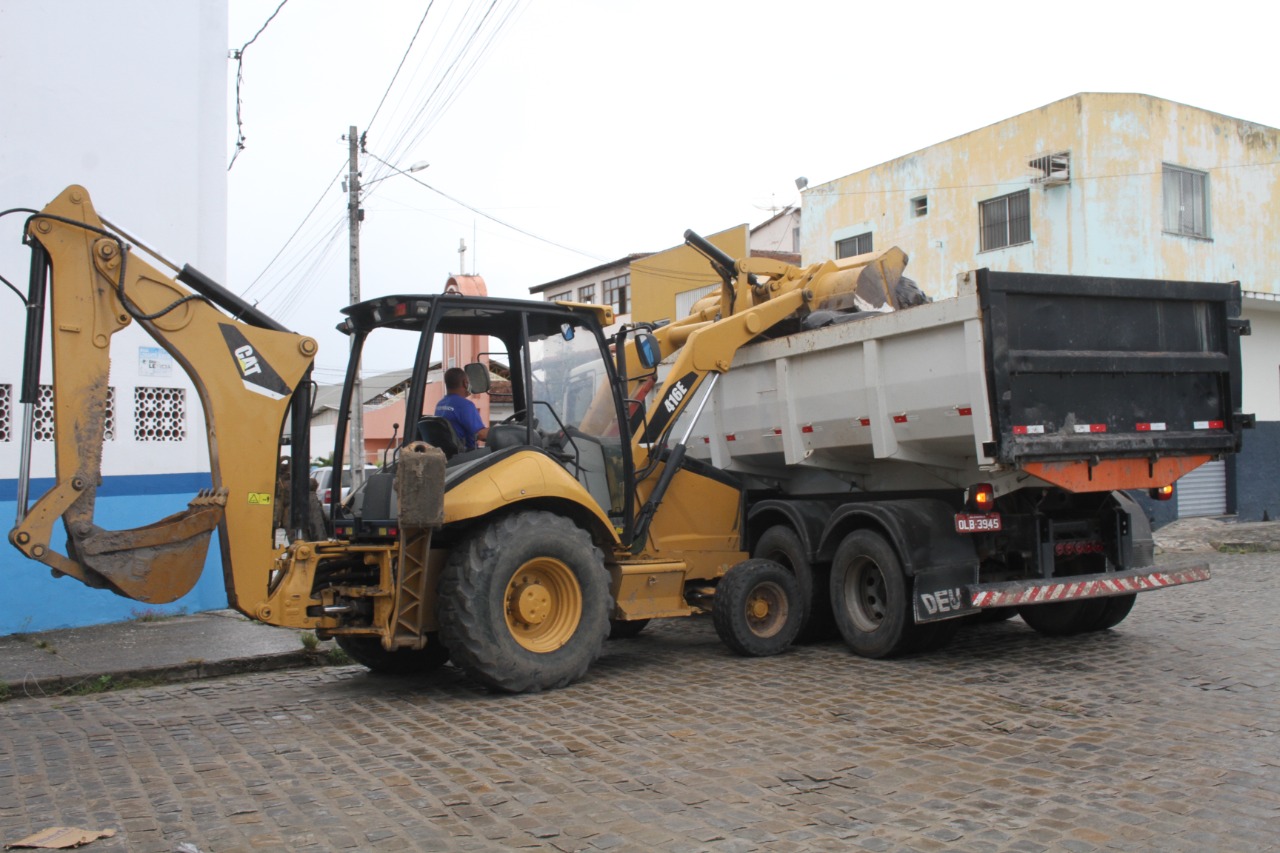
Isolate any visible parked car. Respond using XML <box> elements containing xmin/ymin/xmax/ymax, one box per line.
<box><xmin>312</xmin><ymin>465</ymin><xmax>378</xmax><ymax>505</ymax></box>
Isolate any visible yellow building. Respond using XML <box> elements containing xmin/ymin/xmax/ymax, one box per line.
<box><xmin>802</xmin><ymin>92</ymin><xmax>1280</xmax><ymax>520</ymax></box>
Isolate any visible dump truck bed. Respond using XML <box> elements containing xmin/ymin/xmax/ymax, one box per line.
<box><xmin>683</xmin><ymin>269</ymin><xmax>1247</xmax><ymax>494</ymax></box>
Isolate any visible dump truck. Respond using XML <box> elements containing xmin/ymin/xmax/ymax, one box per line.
<box><xmin>672</xmin><ymin>237</ymin><xmax>1252</xmax><ymax>650</ymax></box>
<box><xmin>8</xmin><ymin>186</ymin><xmax>1251</xmax><ymax>692</ymax></box>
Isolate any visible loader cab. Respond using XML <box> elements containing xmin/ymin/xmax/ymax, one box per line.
<box><xmin>327</xmin><ymin>295</ymin><xmax>637</xmax><ymax>540</ymax></box>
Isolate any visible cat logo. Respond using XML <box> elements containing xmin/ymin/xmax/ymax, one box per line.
<box><xmin>234</xmin><ymin>345</ymin><xmax>263</xmax><ymax>377</ymax></box>
<box><xmin>218</xmin><ymin>324</ymin><xmax>292</xmax><ymax>400</ymax></box>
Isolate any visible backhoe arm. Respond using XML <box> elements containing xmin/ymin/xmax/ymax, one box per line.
<box><xmin>10</xmin><ymin>186</ymin><xmax>317</xmax><ymax>605</ymax></box>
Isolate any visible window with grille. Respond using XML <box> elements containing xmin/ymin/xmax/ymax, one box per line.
<box><xmin>979</xmin><ymin>190</ymin><xmax>1031</xmax><ymax>251</ymax></box>
<box><xmin>912</xmin><ymin>196</ymin><xmax>928</xmax><ymax>217</ymax></box>
<box><xmin>135</xmin><ymin>386</ymin><xmax>186</xmax><ymax>441</ymax></box>
<box><xmin>603</xmin><ymin>273</ymin><xmax>629</xmax><ymax>314</ymax></box>
<box><xmin>548</xmin><ymin>291</ymin><xmax>570</xmax><ymax>302</ymax></box>
<box><xmin>30</xmin><ymin>385</ymin><xmax>114</xmax><ymax>441</ymax></box>
<box><xmin>0</xmin><ymin>384</ymin><xmax>10</xmax><ymax>442</ymax></box>
<box><xmin>578</xmin><ymin>284</ymin><xmax>596</xmax><ymax>303</ymax></box>
<box><xmin>835</xmin><ymin>232</ymin><xmax>873</xmax><ymax>259</ymax></box>
<box><xmin>1163</xmin><ymin>164</ymin><xmax>1209</xmax><ymax>238</ymax></box>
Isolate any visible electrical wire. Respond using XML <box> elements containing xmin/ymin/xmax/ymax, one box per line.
<box><xmin>364</xmin><ymin>2</ymin><xmax>435</xmax><ymax>140</ymax></box>
<box><xmin>228</xmin><ymin>0</ymin><xmax>291</xmax><ymax>171</ymax></box>
<box><xmin>241</xmin><ymin>161</ymin><xmax>346</xmax><ymax>300</ymax></box>
<box><xmin>366</xmin><ymin>150</ymin><xmax>605</xmax><ymax>261</ymax></box>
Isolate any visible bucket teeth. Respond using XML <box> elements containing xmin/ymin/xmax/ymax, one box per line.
<box><xmin>188</xmin><ymin>487</ymin><xmax>229</xmax><ymax>508</ymax></box>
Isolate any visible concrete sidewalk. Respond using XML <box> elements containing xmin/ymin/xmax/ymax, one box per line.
<box><xmin>1</xmin><ymin>516</ymin><xmax>1277</xmax><ymax>699</ymax></box>
<box><xmin>0</xmin><ymin>609</ymin><xmax>334</xmax><ymax>699</ymax></box>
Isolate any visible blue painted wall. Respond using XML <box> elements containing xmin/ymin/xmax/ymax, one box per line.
<box><xmin>2</xmin><ymin>473</ymin><xmax>229</xmax><ymax>635</ymax></box>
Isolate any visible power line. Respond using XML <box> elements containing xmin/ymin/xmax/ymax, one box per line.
<box><xmin>228</xmin><ymin>0</ymin><xmax>291</xmax><ymax>171</ymax></box>
<box><xmin>364</xmin><ymin>1</ymin><xmax>435</xmax><ymax>137</ymax></box>
<box><xmin>366</xmin><ymin>150</ymin><xmax>606</xmax><ymax>261</ymax></box>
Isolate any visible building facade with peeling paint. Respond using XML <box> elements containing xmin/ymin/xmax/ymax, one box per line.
<box><xmin>801</xmin><ymin>92</ymin><xmax>1280</xmax><ymax>523</ymax></box>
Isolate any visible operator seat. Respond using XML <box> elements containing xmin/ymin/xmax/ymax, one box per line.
<box><xmin>415</xmin><ymin>416</ymin><xmax>461</xmax><ymax>459</ymax></box>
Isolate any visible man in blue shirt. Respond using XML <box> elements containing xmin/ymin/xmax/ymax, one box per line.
<box><xmin>435</xmin><ymin>367</ymin><xmax>489</xmax><ymax>451</ymax></box>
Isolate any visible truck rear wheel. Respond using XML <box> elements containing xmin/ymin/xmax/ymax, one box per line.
<box><xmin>830</xmin><ymin>530</ymin><xmax>924</xmax><ymax>658</ymax></box>
<box><xmin>713</xmin><ymin>559</ymin><xmax>803</xmax><ymax>656</ymax></box>
<box><xmin>438</xmin><ymin>511</ymin><xmax>609</xmax><ymax>693</ymax></box>
<box><xmin>335</xmin><ymin>634</ymin><xmax>449</xmax><ymax>675</ymax></box>
<box><xmin>1018</xmin><ymin>599</ymin><xmax>1108</xmax><ymax>636</ymax></box>
<box><xmin>1091</xmin><ymin>593</ymin><xmax>1137</xmax><ymax>631</ymax></box>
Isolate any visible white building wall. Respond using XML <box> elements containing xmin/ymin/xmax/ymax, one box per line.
<box><xmin>0</xmin><ymin>1</ymin><xmax>229</xmax><ymax>632</ymax></box>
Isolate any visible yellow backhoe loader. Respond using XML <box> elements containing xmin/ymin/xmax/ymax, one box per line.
<box><xmin>8</xmin><ymin>185</ymin><xmax>914</xmax><ymax>691</ymax></box>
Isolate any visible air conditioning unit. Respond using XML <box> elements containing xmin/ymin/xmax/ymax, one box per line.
<box><xmin>1029</xmin><ymin>151</ymin><xmax>1070</xmax><ymax>187</ymax></box>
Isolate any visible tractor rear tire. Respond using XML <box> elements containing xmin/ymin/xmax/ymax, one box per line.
<box><xmin>438</xmin><ymin>511</ymin><xmax>609</xmax><ymax>693</ymax></box>
<box><xmin>336</xmin><ymin>634</ymin><xmax>449</xmax><ymax>675</ymax></box>
<box><xmin>713</xmin><ymin>559</ymin><xmax>803</xmax><ymax>657</ymax></box>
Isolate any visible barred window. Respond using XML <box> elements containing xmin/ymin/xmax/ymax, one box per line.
<box><xmin>547</xmin><ymin>291</ymin><xmax>570</xmax><ymax>302</ymax></box>
<box><xmin>980</xmin><ymin>190</ymin><xmax>1031</xmax><ymax>251</ymax></box>
<box><xmin>603</xmin><ymin>273</ymin><xmax>629</xmax><ymax>315</ymax></box>
<box><xmin>835</xmin><ymin>232</ymin><xmax>873</xmax><ymax>259</ymax></box>
<box><xmin>1163</xmin><ymin>164</ymin><xmax>1209</xmax><ymax>238</ymax></box>
<box><xmin>0</xmin><ymin>384</ymin><xmax>10</xmax><ymax>442</ymax></box>
<box><xmin>30</xmin><ymin>385</ymin><xmax>115</xmax><ymax>441</ymax></box>
<box><xmin>135</xmin><ymin>386</ymin><xmax>186</xmax><ymax>442</ymax></box>
<box><xmin>34</xmin><ymin>385</ymin><xmax>55</xmax><ymax>441</ymax></box>
<box><xmin>578</xmin><ymin>284</ymin><xmax>596</xmax><ymax>303</ymax></box>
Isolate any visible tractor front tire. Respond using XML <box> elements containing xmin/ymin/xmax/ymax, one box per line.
<box><xmin>713</xmin><ymin>559</ymin><xmax>803</xmax><ymax>657</ymax></box>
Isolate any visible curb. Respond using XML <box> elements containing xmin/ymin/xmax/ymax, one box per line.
<box><xmin>2</xmin><ymin>650</ymin><xmax>340</xmax><ymax>701</ymax></box>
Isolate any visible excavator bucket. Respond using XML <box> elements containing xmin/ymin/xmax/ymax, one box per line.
<box><xmin>72</xmin><ymin>491</ymin><xmax>227</xmax><ymax>603</ymax></box>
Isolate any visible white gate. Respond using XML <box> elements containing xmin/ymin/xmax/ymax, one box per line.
<box><xmin>1177</xmin><ymin>460</ymin><xmax>1227</xmax><ymax>517</ymax></box>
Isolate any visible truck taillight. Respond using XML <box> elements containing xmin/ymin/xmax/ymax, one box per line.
<box><xmin>1149</xmin><ymin>484</ymin><xmax>1174</xmax><ymax>501</ymax></box>
<box><xmin>967</xmin><ymin>483</ymin><xmax>995</xmax><ymax>513</ymax></box>
<box><xmin>323</xmin><ymin>488</ymin><xmax>332</xmax><ymax>503</ymax></box>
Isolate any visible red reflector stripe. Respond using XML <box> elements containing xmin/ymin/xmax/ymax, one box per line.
<box><xmin>1073</xmin><ymin>424</ymin><xmax>1107</xmax><ymax>433</ymax></box>
<box><xmin>801</xmin><ymin>425</ymin><xmax>814</xmax><ymax>434</ymax></box>
<box><xmin>726</xmin><ymin>434</ymin><xmax>736</xmax><ymax>441</ymax></box>
<box><xmin>857</xmin><ymin>418</ymin><xmax>870</xmax><ymax>427</ymax></box>
<box><xmin>1193</xmin><ymin>420</ymin><xmax>1225</xmax><ymax>430</ymax></box>
<box><xmin>1013</xmin><ymin>425</ymin><xmax>1044</xmax><ymax>435</ymax></box>
<box><xmin>1137</xmin><ymin>422</ymin><xmax>1167</xmax><ymax>432</ymax></box>
<box><xmin>892</xmin><ymin>415</ymin><xmax>909</xmax><ymax>424</ymax></box>
<box><xmin>957</xmin><ymin>407</ymin><xmax>972</xmax><ymax>417</ymax></box>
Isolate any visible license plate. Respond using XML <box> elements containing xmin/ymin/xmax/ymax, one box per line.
<box><xmin>955</xmin><ymin>512</ymin><xmax>1002</xmax><ymax>533</ymax></box>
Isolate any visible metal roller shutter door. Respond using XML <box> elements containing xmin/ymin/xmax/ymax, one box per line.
<box><xmin>1177</xmin><ymin>460</ymin><xmax>1227</xmax><ymax>517</ymax></box>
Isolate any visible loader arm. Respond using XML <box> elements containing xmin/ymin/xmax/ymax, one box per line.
<box><xmin>9</xmin><ymin>186</ymin><xmax>317</xmax><ymax>605</ymax></box>
<box><xmin>620</xmin><ymin>232</ymin><xmax>908</xmax><ymax>550</ymax></box>
<box><xmin>624</xmin><ymin>231</ymin><xmax>909</xmax><ymax>466</ymax></box>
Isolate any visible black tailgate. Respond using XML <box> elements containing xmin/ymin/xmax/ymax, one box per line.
<box><xmin>978</xmin><ymin>270</ymin><xmax>1251</xmax><ymax>465</ymax></box>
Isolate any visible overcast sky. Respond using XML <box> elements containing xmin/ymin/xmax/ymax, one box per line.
<box><xmin>225</xmin><ymin>0</ymin><xmax>1279</xmax><ymax>380</ymax></box>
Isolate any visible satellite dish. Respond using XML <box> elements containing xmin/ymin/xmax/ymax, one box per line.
<box><xmin>794</xmin><ymin>176</ymin><xmax>809</xmax><ymax>191</ymax></box>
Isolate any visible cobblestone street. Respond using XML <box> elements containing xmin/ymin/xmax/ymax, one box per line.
<box><xmin>2</xmin><ymin>552</ymin><xmax>1277</xmax><ymax>853</ymax></box>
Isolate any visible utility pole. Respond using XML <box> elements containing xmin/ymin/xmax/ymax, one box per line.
<box><xmin>347</xmin><ymin>125</ymin><xmax>366</xmax><ymax>491</ymax></box>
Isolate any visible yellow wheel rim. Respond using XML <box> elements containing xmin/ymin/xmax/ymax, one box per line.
<box><xmin>504</xmin><ymin>557</ymin><xmax>582</xmax><ymax>653</ymax></box>
<box><xmin>745</xmin><ymin>581</ymin><xmax>789</xmax><ymax>638</ymax></box>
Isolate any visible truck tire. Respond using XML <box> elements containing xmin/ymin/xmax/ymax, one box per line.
<box><xmin>1090</xmin><ymin>593</ymin><xmax>1137</xmax><ymax>631</ymax></box>
<box><xmin>608</xmin><ymin>618</ymin><xmax>650</xmax><ymax>639</ymax></box>
<box><xmin>830</xmin><ymin>530</ymin><xmax>923</xmax><ymax>658</ymax></box>
<box><xmin>335</xmin><ymin>634</ymin><xmax>449</xmax><ymax>675</ymax></box>
<box><xmin>1018</xmin><ymin>599</ymin><xmax>1108</xmax><ymax>636</ymax></box>
<box><xmin>438</xmin><ymin>511</ymin><xmax>610</xmax><ymax>693</ymax></box>
<box><xmin>712</xmin><ymin>558</ymin><xmax>803</xmax><ymax>657</ymax></box>
<box><xmin>753</xmin><ymin>525</ymin><xmax>835</xmax><ymax>643</ymax></box>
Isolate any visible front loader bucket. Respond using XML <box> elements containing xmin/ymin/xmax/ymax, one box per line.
<box><xmin>12</xmin><ymin>489</ymin><xmax>226</xmax><ymax>605</ymax></box>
